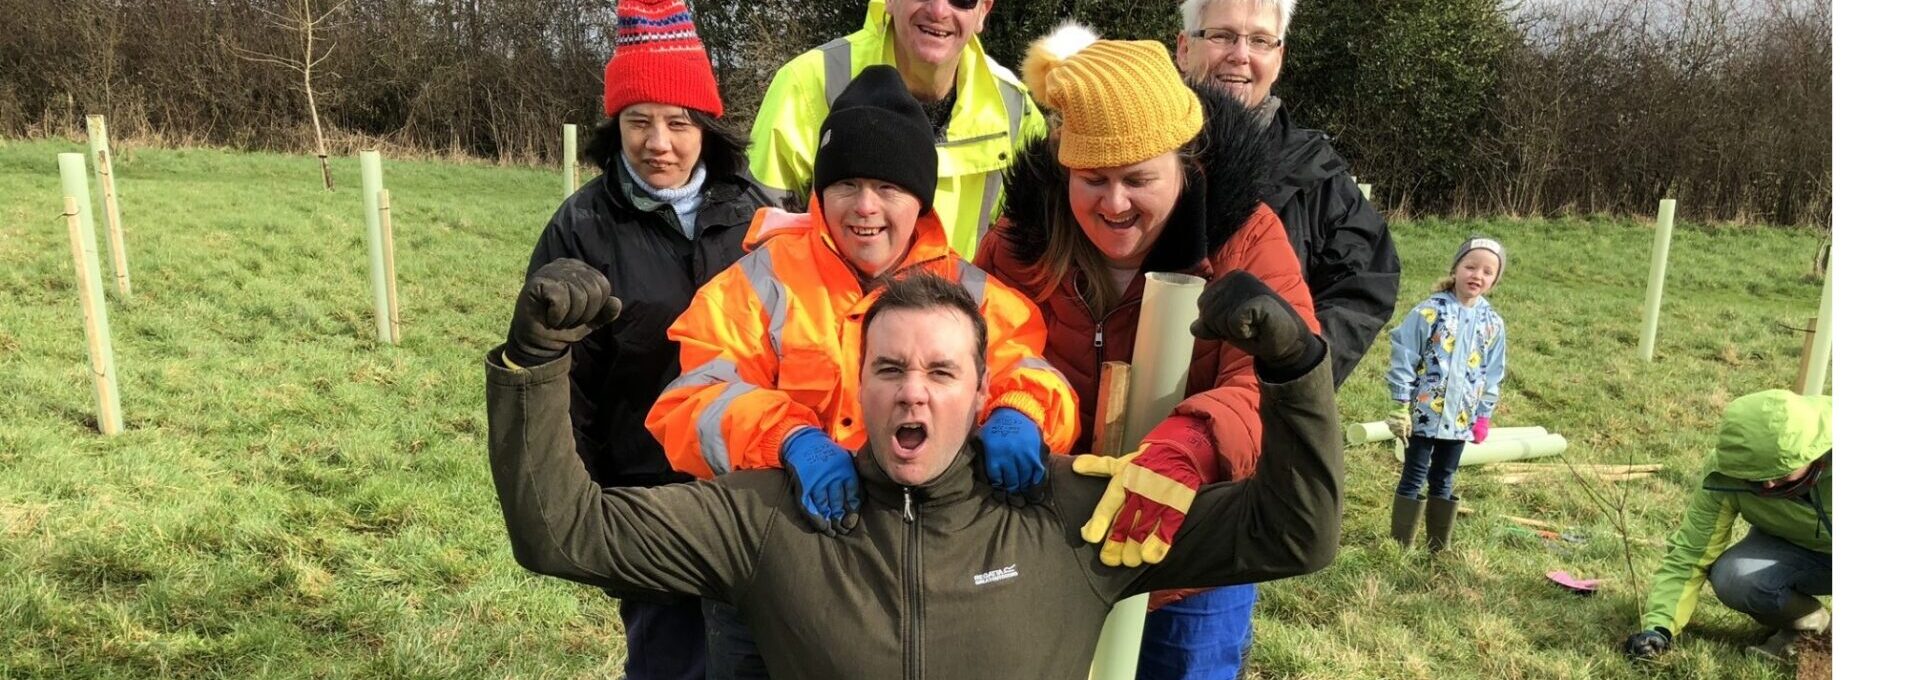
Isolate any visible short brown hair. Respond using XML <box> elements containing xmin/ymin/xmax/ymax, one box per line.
<box><xmin>860</xmin><ymin>272</ymin><xmax>988</xmax><ymax>379</ymax></box>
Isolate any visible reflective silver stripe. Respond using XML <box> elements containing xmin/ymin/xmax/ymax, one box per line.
<box><xmin>957</xmin><ymin>262</ymin><xmax>989</xmax><ymax>305</ymax></box>
<box><xmin>821</xmin><ymin>38</ymin><xmax>853</xmax><ymax>105</ymax></box>
<box><xmin>1016</xmin><ymin>356</ymin><xmax>1068</xmax><ymax>383</ymax></box>
<box><xmin>974</xmin><ymin>171</ymin><xmax>1003</xmax><ymax>251</ymax></box>
<box><xmin>663</xmin><ymin>357</ymin><xmax>742</xmax><ymax>394</ymax></box>
<box><xmin>697</xmin><ymin>382</ymin><xmax>759</xmax><ymax>477</ymax></box>
<box><xmin>940</xmin><ymin>132</ymin><xmax>1002</xmax><ymax>147</ymax></box>
<box><xmin>739</xmin><ymin>249</ymin><xmax>788</xmax><ymax>355</ymax></box>
<box><xmin>974</xmin><ymin>79</ymin><xmax>1025</xmax><ymax>248</ymax></box>
<box><xmin>996</xmin><ymin>79</ymin><xmax>1026</xmax><ymax>147</ymax></box>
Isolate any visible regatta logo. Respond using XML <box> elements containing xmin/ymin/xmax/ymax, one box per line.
<box><xmin>820</xmin><ymin>129</ymin><xmax>832</xmax><ymax>148</ymax></box>
<box><xmin>972</xmin><ymin>564</ymin><xmax>1018</xmax><ymax>586</ymax></box>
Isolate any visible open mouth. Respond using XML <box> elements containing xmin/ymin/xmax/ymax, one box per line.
<box><xmin>1213</xmin><ymin>74</ymin><xmax>1252</xmax><ymax>87</ymax></box>
<box><xmin>893</xmin><ymin>422</ymin><xmax>928</xmax><ymax>453</ymax></box>
<box><xmin>917</xmin><ymin>24</ymin><xmax>954</xmax><ymax>40</ymax></box>
<box><xmin>1097</xmin><ymin>214</ymin><xmax>1140</xmax><ymax>231</ymax></box>
<box><xmin>848</xmin><ymin>224</ymin><xmax>886</xmax><ymax>239</ymax></box>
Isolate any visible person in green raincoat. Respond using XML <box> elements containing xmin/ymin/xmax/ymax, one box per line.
<box><xmin>1622</xmin><ymin>389</ymin><xmax>1832</xmax><ymax>663</ymax></box>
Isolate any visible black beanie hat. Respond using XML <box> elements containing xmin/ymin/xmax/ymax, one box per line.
<box><xmin>812</xmin><ymin>65</ymin><xmax>938</xmax><ymax>215</ymax></box>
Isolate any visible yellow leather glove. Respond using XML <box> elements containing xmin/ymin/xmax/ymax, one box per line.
<box><xmin>1071</xmin><ymin>448</ymin><xmax>1203</xmax><ymax>568</ymax></box>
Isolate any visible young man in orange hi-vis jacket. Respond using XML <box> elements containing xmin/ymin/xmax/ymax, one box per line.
<box><xmin>646</xmin><ymin>65</ymin><xmax>1078</xmax><ymax>532</ymax></box>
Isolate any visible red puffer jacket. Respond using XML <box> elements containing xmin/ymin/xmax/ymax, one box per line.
<box><xmin>975</xmin><ymin>86</ymin><xmax>1322</xmax><ymax>609</ymax></box>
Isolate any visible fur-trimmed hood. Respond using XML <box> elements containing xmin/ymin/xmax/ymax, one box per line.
<box><xmin>996</xmin><ymin>82</ymin><xmax>1280</xmax><ymax>272</ymax></box>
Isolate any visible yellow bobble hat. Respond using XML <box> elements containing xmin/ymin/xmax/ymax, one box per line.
<box><xmin>1022</xmin><ymin>22</ymin><xmax>1203</xmax><ymax>169</ymax></box>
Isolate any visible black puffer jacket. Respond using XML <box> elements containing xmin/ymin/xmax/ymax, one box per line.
<box><xmin>526</xmin><ymin>157</ymin><xmax>775</xmax><ymax>488</ymax></box>
<box><xmin>1259</xmin><ymin>104</ymin><xmax>1401</xmax><ymax>387</ymax></box>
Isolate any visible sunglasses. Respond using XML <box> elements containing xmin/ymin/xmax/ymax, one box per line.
<box><xmin>938</xmin><ymin>0</ymin><xmax>981</xmax><ymax>9</ymax></box>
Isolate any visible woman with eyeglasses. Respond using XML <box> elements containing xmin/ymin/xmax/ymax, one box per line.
<box><xmin>975</xmin><ymin>24</ymin><xmax>1322</xmax><ymax>680</ymax></box>
<box><xmin>1176</xmin><ymin>0</ymin><xmax>1402</xmax><ymax>389</ymax></box>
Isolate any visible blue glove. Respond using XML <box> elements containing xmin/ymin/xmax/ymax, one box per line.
<box><xmin>780</xmin><ymin>427</ymin><xmax>861</xmax><ymax>535</ymax></box>
<box><xmin>977</xmin><ymin>408</ymin><xmax>1048</xmax><ymax>505</ymax></box>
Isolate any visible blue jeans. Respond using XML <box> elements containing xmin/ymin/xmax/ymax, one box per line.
<box><xmin>617</xmin><ymin>596</ymin><xmax>705</xmax><ymax>680</ymax></box>
<box><xmin>701</xmin><ymin>599</ymin><xmax>769</xmax><ymax>680</ymax></box>
<box><xmin>1136</xmin><ymin>584</ymin><xmax>1257</xmax><ymax>680</ymax></box>
<box><xmin>1708</xmin><ymin>529</ymin><xmax>1832</xmax><ymax>624</ymax></box>
<box><xmin>1396</xmin><ymin>436</ymin><xmax>1466</xmax><ymax>500</ymax></box>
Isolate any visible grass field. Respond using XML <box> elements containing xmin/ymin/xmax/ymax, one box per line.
<box><xmin>0</xmin><ymin>136</ymin><xmax>1828</xmax><ymax>678</ymax></box>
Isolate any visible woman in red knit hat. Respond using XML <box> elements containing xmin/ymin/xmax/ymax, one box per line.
<box><xmin>518</xmin><ymin>1</ymin><xmax>774</xmax><ymax>678</ymax></box>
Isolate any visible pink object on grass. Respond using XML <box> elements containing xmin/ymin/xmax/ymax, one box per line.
<box><xmin>1547</xmin><ymin>570</ymin><xmax>1601</xmax><ymax>595</ymax></box>
<box><xmin>1471</xmin><ymin>417</ymin><xmax>1491</xmax><ymax>444</ymax></box>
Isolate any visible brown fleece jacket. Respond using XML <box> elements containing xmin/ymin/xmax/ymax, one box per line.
<box><xmin>487</xmin><ymin>348</ymin><xmax>1343</xmax><ymax>679</ymax></box>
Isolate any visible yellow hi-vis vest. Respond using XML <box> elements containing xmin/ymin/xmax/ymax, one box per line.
<box><xmin>747</xmin><ymin>0</ymin><xmax>1048</xmax><ymax>260</ymax></box>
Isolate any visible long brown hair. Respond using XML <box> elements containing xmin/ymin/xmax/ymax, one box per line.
<box><xmin>1032</xmin><ymin>148</ymin><xmax>1196</xmax><ymax>317</ymax></box>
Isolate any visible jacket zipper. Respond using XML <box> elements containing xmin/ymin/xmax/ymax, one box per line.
<box><xmin>901</xmin><ymin>487</ymin><xmax>923</xmax><ymax>679</ymax></box>
<box><xmin>1071</xmin><ymin>276</ymin><xmax>1143</xmax><ymax>368</ymax></box>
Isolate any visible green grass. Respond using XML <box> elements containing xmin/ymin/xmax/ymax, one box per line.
<box><xmin>0</xmin><ymin>137</ymin><xmax>1827</xmax><ymax>678</ymax></box>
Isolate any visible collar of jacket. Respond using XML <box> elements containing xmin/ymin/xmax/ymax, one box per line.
<box><xmin>852</xmin><ymin>0</ymin><xmax>1030</xmax><ymax>178</ymax></box>
<box><xmin>597</xmin><ymin>153</ymin><xmax>758</xmax><ymax>235</ymax></box>
<box><xmin>1431</xmin><ymin>289</ymin><xmax>1490</xmax><ymax>309</ymax></box>
<box><xmin>996</xmin><ymin>83</ymin><xmax>1275</xmax><ymax>274</ymax></box>
<box><xmin>853</xmin><ymin>436</ymin><xmax>984</xmax><ymax>511</ymax></box>
<box><xmin>743</xmin><ymin>195</ymin><xmax>958</xmax><ymax>278</ymax></box>
<box><xmin>1262</xmin><ymin>102</ymin><xmax>1350</xmax><ymax>205</ymax></box>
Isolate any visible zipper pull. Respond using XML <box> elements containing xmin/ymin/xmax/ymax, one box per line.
<box><xmin>1093</xmin><ymin>324</ymin><xmax>1104</xmax><ymax>349</ymax></box>
<box><xmin>902</xmin><ymin>488</ymin><xmax>916</xmax><ymax>523</ymax></box>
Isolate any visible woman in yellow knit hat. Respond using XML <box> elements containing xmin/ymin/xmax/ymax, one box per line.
<box><xmin>971</xmin><ymin>22</ymin><xmax>1325</xmax><ymax>679</ymax></box>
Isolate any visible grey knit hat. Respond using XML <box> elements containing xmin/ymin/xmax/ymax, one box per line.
<box><xmin>1453</xmin><ymin>237</ymin><xmax>1507</xmax><ymax>284</ymax></box>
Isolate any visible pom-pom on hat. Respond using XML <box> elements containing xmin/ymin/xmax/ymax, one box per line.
<box><xmin>1021</xmin><ymin>22</ymin><xmax>1204</xmax><ymax>169</ymax></box>
<box><xmin>603</xmin><ymin>0</ymin><xmax>724</xmax><ymax>118</ymax></box>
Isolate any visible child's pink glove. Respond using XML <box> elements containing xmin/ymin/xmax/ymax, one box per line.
<box><xmin>1471</xmin><ymin>417</ymin><xmax>1491</xmax><ymax>444</ymax></box>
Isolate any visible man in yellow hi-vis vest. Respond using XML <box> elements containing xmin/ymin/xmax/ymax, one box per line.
<box><xmin>749</xmin><ymin>0</ymin><xmax>1047</xmax><ymax>259</ymax></box>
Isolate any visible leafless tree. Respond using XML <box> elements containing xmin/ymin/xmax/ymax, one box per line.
<box><xmin>226</xmin><ymin>0</ymin><xmax>350</xmax><ymax>190</ymax></box>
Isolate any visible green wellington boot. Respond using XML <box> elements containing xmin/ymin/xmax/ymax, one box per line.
<box><xmin>1390</xmin><ymin>495</ymin><xmax>1424</xmax><ymax>548</ymax></box>
<box><xmin>1425</xmin><ymin>495</ymin><xmax>1460</xmax><ymax>552</ymax></box>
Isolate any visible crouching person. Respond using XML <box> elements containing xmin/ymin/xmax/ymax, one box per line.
<box><xmin>484</xmin><ymin>268</ymin><xmax>1344</xmax><ymax>679</ymax></box>
<box><xmin>1622</xmin><ymin>390</ymin><xmax>1832</xmax><ymax>663</ymax></box>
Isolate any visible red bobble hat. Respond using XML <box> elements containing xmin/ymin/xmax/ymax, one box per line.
<box><xmin>603</xmin><ymin>0</ymin><xmax>724</xmax><ymax>118</ymax></box>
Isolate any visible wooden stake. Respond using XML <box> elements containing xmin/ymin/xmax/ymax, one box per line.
<box><xmin>1492</xmin><ymin>463</ymin><xmax>1664</xmax><ymax>474</ymax></box>
<box><xmin>87</xmin><ymin>114</ymin><xmax>130</xmax><ymax>298</ymax></box>
<box><xmin>1792</xmin><ymin>316</ymin><xmax>1817</xmax><ymax>393</ymax></box>
<box><xmin>1092</xmin><ymin>361</ymin><xmax>1132</xmax><ymax>456</ymax></box>
<box><xmin>62</xmin><ymin>195</ymin><xmax>123</xmax><ymax>435</ymax></box>
<box><xmin>379</xmin><ymin>189</ymin><xmax>400</xmax><ymax>343</ymax></box>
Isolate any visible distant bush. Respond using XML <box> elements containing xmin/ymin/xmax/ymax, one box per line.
<box><xmin>0</xmin><ymin>0</ymin><xmax>1828</xmax><ymax>226</ymax></box>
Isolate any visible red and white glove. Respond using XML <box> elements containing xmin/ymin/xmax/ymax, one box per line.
<box><xmin>1471</xmin><ymin>416</ymin><xmax>1491</xmax><ymax>444</ymax></box>
<box><xmin>1072</xmin><ymin>415</ymin><xmax>1219</xmax><ymax>567</ymax></box>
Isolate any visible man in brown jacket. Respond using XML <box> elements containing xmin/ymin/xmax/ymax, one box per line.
<box><xmin>486</xmin><ymin>266</ymin><xmax>1344</xmax><ymax>679</ymax></box>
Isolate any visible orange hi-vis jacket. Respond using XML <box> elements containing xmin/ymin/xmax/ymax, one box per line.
<box><xmin>647</xmin><ymin>202</ymin><xmax>1080</xmax><ymax>478</ymax></box>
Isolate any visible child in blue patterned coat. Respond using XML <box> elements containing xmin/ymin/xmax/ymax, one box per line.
<box><xmin>1384</xmin><ymin>237</ymin><xmax>1508</xmax><ymax>551</ymax></box>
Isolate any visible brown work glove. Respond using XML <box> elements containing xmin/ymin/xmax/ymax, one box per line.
<box><xmin>505</xmin><ymin>258</ymin><xmax>622</xmax><ymax>367</ymax></box>
<box><xmin>1190</xmin><ymin>270</ymin><xmax>1325</xmax><ymax>382</ymax></box>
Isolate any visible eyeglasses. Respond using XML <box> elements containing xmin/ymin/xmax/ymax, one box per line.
<box><xmin>944</xmin><ymin>0</ymin><xmax>981</xmax><ymax>9</ymax></box>
<box><xmin>1189</xmin><ymin>28</ymin><xmax>1282</xmax><ymax>54</ymax></box>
